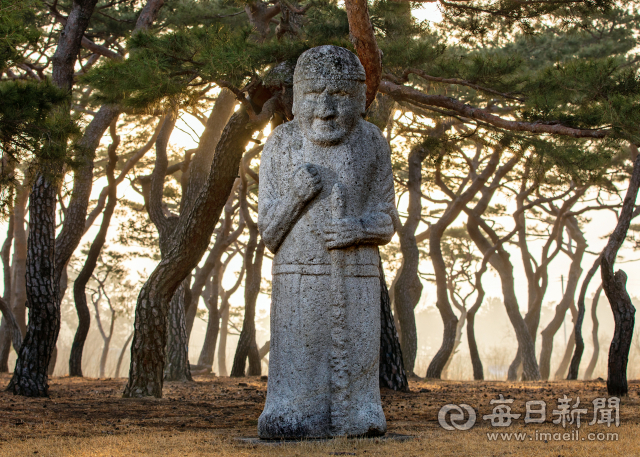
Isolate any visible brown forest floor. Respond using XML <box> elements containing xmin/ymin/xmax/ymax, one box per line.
<box><xmin>0</xmin><ymin>373</ymin><xmax>639</xmax><ymax>456</ymax></box>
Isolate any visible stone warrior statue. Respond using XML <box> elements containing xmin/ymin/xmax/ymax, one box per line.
<box><xmin>257</xmin><ymin>45</ymin><xmax>399</xmax><ymax>439</ymax></box>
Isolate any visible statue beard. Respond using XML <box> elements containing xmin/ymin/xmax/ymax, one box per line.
<box><xmin>298</xmin><ymin>115</ymin><xmax>360</xmax><ymax>147</ymax></box>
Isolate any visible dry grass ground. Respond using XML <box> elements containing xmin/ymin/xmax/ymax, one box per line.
<box><xmin>0</xmin><ymin>373</ymin><xmax>638</xmax><ymax>456</ymax></box>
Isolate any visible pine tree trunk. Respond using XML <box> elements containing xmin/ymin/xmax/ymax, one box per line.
<box><xmin>0</xmin><ymin>322</ymin><xmax>10</xmax><ymax>372</ymax></box>
<box><xmin>584</xmin><ymin>284</ymin><xmax>603</xmax><ymax>380</ymax></box>
<box><xmin>466</xmin><ymin>209</ymin><xmax>540</xmax><ymax>381</ymax></box>
<box><xmin>124</xmin><ymin>104</ymin><xmax>266</xmax><ymax>397</ymax></box>
<box><xmin>7</xmin><ymin>174</ymin><xmax>59</xmax><ymax>396</ymax></box>
<box><xmin>442</xmin><ymin>303</ymin><xmax>466</xmax><ymax>379</ymax></box>
<box><xmin>378</xmin><ymin>252</ymin><xmax>408</xmax><ymax>391</ymax></box>
<box><xmin>197</xmin><ymin>287</ymin><xmax>220</xmax><ymax>369</ymax></box>
<box><xmin>427</xmin><ymin>148</ymin><xmax>503</xmax><ymax>379</ymax></box>
<box><xmin>466</xmin><ymin>308</ymin><xmax>484</xmax><ymax>380</ymax></box>
<box><xmin>116</xmin><ymin>331</ymin><xmax>134</xmax><ymax>377</ymax></box>
<box><xmin>11</xmin><ymin>184</ymin><xmax>29</xmax><ymax>337</ymax></box>
<box><xmin>70</xmin><ymin>131</ymin><xmax>120</xmax><ymax>376</ymax></box>
<box><xmin>230</xmin><ymin>240</ymin><xmax>265</xmax><ymax>378</ymax></box>
<box><xmin>600</xmin><ymin>154</ymin><xmax>640</xmax><ymax>396</ymax></box>
<box><xmin>554</xmin><ymin>327</ymin><xmax>575</xmax><ymax>379</ymax></box>
<box><xmin>100</xmin><ymin>335</ymin><xmax>112</xmax><ymax>378</ymax></box>
<box><xmin>164</xmin><ymin>282</ymin><xmax>192</xmax><ymax>382</ymax></box>
<box><xmin>0</xmin><ymin>215</ymin><xmax>16</xmax><ymax>371</ymax></box>
<box><xmin>393</xmin><ymin>145</ymin><xmax>427</xmax><ymax>375</ymax></box>
<box><xmin>218</xmin><ymin>304</ymin><xmax>229</xmax><ymax>376</ymax></box>
<box><xmin>568</xmin><ymin>257</ymin><xmax>601</xmax><ymax>380</ymax></box>
<box><xmin>539</xmin><ymin>217</ymin><xmax>586</xmax><ymax>380</ymax></box>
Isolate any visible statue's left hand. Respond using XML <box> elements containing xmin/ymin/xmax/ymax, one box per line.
<box><xmin>323</xmin><ymin>218</ymin><xmax>362</xmax><ymax>249</ymax></box>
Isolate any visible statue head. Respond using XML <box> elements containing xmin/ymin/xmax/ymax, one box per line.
<box><xmin>292</xmin><ymin>45</ymin><xmax>366</xmax><ymax>146</ymax></box>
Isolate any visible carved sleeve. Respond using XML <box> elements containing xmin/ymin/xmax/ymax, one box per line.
<box><xmin>358</xmin><ymin>132</ymin><xmax>399</xmax><ymax>245</ymax></box>
<box><xmin>258</xmin><ymin>134</ymin><xmax>305</xmax><ymax>254</ymax></box>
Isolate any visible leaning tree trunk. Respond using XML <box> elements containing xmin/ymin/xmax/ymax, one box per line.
<box><xmin>600</xmin><ymin>153</ymin><xmax>640</xmax><ymax>396</ymax></box>
<box><xmin>164</xmin><ymin>281</ymin><xmax>192</xmax><ymax>382</ymax></box>
<box><xmin>7</xmin><ymin>175</ymin><xmax>60</xmax><ymax>396</ymax></box>
<box><xmin>378</xmin><ymin>251</ymin><xmax>408</xmax><ymax>391</ymax></box>
<box><xmin>69</xmin><ymin>128</ymin><xmax>120</xmax><ymax>376</ymax></box>
<box><xmin>567</xmin><ymin>256</ymin><xmax>601</xmax><ymax>380</ymax></box>
<box><xmin>124</xmin><ymin>103</ymin><xmax>272</xmax><ymax>398</ymax></box>
<box><xmin>584</xmin><ymin>284</ymin><xmax>603</xmax><ymax>380</ymax></box>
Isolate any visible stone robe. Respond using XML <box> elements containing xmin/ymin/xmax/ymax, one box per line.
<box><xmin>257</xmin><ymin>118</ymin><xmax>398</xmax><ymax>438</ymax></box>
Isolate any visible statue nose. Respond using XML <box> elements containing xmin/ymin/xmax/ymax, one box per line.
<box><xmin>316</xmin><ymin>93</ymin><xmax>337</xmax><ymax>119</ymax></box>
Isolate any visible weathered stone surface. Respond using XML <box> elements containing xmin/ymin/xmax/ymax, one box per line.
<box><xmin>257</xmin><ymin>45</ymin><xmax>399</xmax><ymax>439</ymax></box>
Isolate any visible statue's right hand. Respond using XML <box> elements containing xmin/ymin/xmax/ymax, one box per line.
<box><xmin>293</xmin><ymin>163</ymin><xmax>322</xmax><ymax>203</ymax></box>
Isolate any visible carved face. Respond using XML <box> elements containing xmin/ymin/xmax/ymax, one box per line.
<box><xmin>293</xmin><ymin>79</ymin><xmax>366</xmax><ymax>146</ymax></box>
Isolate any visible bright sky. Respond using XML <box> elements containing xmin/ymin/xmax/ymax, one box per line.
<box><xmin>411</xmin><ymin>3</ymin><xmax>443</xmax><ymax>23</ymax></box>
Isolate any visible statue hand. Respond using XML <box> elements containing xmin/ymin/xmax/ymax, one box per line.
<box><xmin>293</xmin><ymin>163</ymin><xmax>322</xmax><ymax>203</ymax></box>
<box><xmin>323</xmin><ymin>217</ymin><xmax>362</xmax><ymax>249</ymax></box>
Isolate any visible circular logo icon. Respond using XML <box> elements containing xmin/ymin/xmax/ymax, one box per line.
<box><xmin>438</xmin><ymin>404</ymin><xmax>477</xmax><ymax>431</ymax></box>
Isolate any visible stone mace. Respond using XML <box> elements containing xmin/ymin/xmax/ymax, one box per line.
<box><xmin>330</xmin><ymin>182</ymin><xmax>349</xmax><ymax>435</ymax></box>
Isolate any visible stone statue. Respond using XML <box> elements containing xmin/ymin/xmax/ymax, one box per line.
<box><xmin>257</xmin><ymin>45</ymin><xmax>399</xmax><ymax>439</ymax></box>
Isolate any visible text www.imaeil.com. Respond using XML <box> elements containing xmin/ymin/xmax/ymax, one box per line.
<box><xmin>486</xmin><ymin>430</ymin><xmax>619</xmax><ymax>442</ymax></box>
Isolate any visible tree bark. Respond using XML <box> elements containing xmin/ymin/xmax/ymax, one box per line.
<box><xmin>379</xmin><ymin>251</ymin><xmax>409</xmax><ymax>391</ymax></box>
<box><xmin>7</xmin><ymin>175</ymin><xmax>59</xmax><ymax>396</ymax></box>
<box><xmin>584</xmin><ymin>284</ymin><xmax>603</xmax><ymax>380</ymax></box>
<box><xmin>600</xmin><ymin>154</ymin><xmax>640</xmax><ymax>396</ymax></box>
<box><xmin>69</xmin><ymin>124</ymin><xmax>120</xmax><ymax>376</ymax></box>
<box><xmin>393</xmin><ymin>144</ymin><xmax>428</xmax><ymax>375</ymax></box>
<box><xmin>343</xmin><ymin>0</ymin><xmax>381</xmax><ymax>108</ymax></box>
<box><xmin>164</xmin><ymin>280</ymin><xmax>192</xmax><ymax>381</ymax></box>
